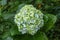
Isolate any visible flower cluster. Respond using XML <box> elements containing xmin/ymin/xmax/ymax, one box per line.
<box><xmin>14</xmin><ymin>5</ymin><xmax>44</xmax><ymax>35</ymax></box>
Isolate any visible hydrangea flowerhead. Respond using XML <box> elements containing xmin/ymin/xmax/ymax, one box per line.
<box><xmin>14</xmin><ymin>5</ymin><xmax>44</xmax><ymax>35</ymax></box>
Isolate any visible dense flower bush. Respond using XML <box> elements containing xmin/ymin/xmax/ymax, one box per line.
<box><xmin>14</xmin><ymin>5</ymin><xmax>44</xmax><ymax>35</ymax></box>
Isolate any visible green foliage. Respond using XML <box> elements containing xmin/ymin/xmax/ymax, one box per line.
<box><xmin>0</xmin><ymin>0</ymin><xmax>59</xmax><ymax>40</ymax></box>
<box><xmin>35</xmin><ymin>0</ymin><xmax>42</xmax><ymax>4</ymax></box>
<box><xmin>13</xmin><ymin>31</ymin><xmax>48</xmax><ymax>40</ymax></box>
<box><xmin>0</xmin><ymin>0</ymin><xmax>7</xmax><ymax>6</ymax></box>
<box><xmin>33</xmin><ymin>31</ymin><xmax>48</xmax><ymax>40</ymax></box>
<box><xmin>43</xmin><ymin>14</ymin><xmax>57</xmax><ymax>32</ymax></box>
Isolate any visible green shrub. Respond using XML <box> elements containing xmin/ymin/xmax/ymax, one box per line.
<box><xmin>0</xmin><ymin>0</ymin><xmax>58</xmax><ymax>40</ymax></box>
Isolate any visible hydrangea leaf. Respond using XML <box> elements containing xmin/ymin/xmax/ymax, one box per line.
<box><xmin>33</xmin><ymin>31</ymin><xmax>48</xmax><ymax>40</ymax></box>
<box><xmin>10</xmin><ymin>26</ymin><xmax>19</xmax><ymax>36</ymax></box>
<box><xmin>4</xmin><ymin>37</ymin><xmax>13</xmax><ymax>40</ymax></box>
<box><xmin>2</xmin><ymin>13</ymin><xmax>15</xmax><ymax>20</ymax></box>
<box><xmin>43</xmin><ymin>14</ymin><xmax>57</xmax><ymax>32</ymax></box>
<box><xmin>2</xmin><ymin>32</ymin><xmax>10</xmax><ymax>39</ymax></box>
<box><xmin>13</xmin><ymin>32</ymin><xmax>48</xmax><ymax>40</ymax></box>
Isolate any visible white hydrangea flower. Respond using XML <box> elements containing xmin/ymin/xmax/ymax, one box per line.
<box><xmin>14</xmin><ymin>5</ymin><xmax>44</xmax><ymax>35</ymax></box>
